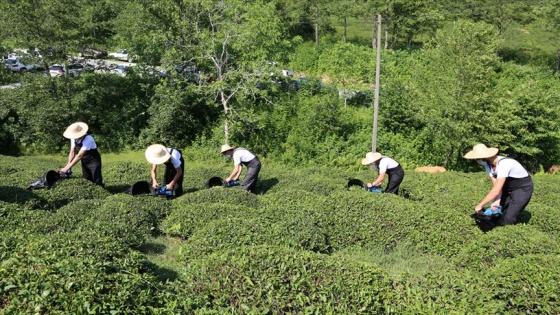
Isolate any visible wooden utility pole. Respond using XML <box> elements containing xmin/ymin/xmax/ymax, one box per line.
<box><xmin>371</xmin><ymin>14</ymin><xmax>382</xmax><ymax>153</ymax></box>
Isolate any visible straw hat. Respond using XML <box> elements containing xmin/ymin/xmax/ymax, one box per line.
<box><xmin>145</xmin><ymin>144</ymin><xmax>170</xmax><ymax>164</ymax></box>
<box><xmin>63</xmin><ymin>122</ymin><xmax>88</xmax><ymax>139</ymax></box>
<box><xmin>463</xmin><ymin>143</ymin><xmax>499</xmax><ymax>159</ymax></box>
<box><xmin>361</xmin><ymin>152</ymin><xmax>382</xmax><ymax>165</ymax></box>
<box><xmin>220</xmin><ymin>144</ymin><xmax>234</xmax><ymax>153</ymax></box>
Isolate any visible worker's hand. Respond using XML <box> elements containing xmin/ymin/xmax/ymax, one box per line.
<box><xmin>60</xmin><ymin>167</ymin><xmax>68</xmax><ymax>174</ymax></box>
<box><xmin>490</xmin><ymin>201</ymin><xmax>500</xmax><ymax>210</ymax></box>
<box><xmin>152</xmin><ymin>181</ymin><xmax>159</xmax><ymax>189</ymax></box>
<box><xmin>366</xmin><ymin>182</ymin><xmax>373</xmax><ymax>188</ymax></box>
<box><xmin>474</xmin><ymin>205</ymin><xmax>483</xmax><ymax>213</ymax></box>
<box><xmin>165</xmin><ymin>183</ymin><xmax>174</xmax><ymax>190</ymax></box>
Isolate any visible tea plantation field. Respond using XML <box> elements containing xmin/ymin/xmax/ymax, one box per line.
<box><xmin>1</xmin><ymin>153</ymin><xmax>560</xmax><ymax>314</ymax></box>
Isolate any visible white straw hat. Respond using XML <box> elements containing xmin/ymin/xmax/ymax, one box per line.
<box><xmin>145</xmin><ymin>144</ymin><xmax>170</xmax><ymax>164</ymax></box>
<box><xmin>63</xmin><ymin>122</ymin><xmax>88</xmax><ymax>139</ymax></box>
<box><xmin>463</xmin><ymin>143</ymin><xmax>499</xmax><ymax>159</ymax></box>
<box><xmin>220</xmin><ymin>144</ymin><xmax>234</xmax><ymax>153</ymax></box>
<box><xmin>361</xmin><ymin>152</ymin><xmax>382</xmax><ymax>165</ymax></box>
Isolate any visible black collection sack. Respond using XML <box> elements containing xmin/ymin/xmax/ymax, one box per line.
<box><xmin>346</xmin><ymin>178</ymin><xmax>365</xmax><ymax>189</ymax></box>
<box><xmin>27</xmin><ymin>170</ymin><xmax>61</xmax><ymax>190</ymax></box>
<box><xmin>471</xmin><ymin>212</ymin><xmax>502</xmax><ymax>232</ymax></box>
<box><xmin>124</xmin><ymin>181</ymin><xmax>152</xmax><ymax>195</ymax></box>
<box><xmin>205</xmin><ymin>176</ymin><xmax>224</xmax><ymax>188</ymax></box>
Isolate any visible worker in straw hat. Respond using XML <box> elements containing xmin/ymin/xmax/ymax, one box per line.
<box><xmin>464</xmin><ymin>143</ymin><xmax>533</xmax><ymax>225</ymax></box>
<box><xmin>145</xmin><ymin>144</ymin><xmax>185</xmax><ymax>197</ymax></box>
<box><xmin>361</xmin><ymin>152</ymin><xmax>404</xmax><ymax>194</ymax></box>
<box><xmin>60</xmin><ymin>122</ymin><xmax>104</xmax><ymax>186</ymax></box>
<box><xmin>220</xmin><ymin>144</ymin><xmax>261</xmax><ymax>194</ymax></box>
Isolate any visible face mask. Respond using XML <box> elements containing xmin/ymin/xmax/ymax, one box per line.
<box><xmin>225</xmin><ymin>154</ymin><xmax>232</xmax><ymax>159</ymax></box>
<box><xmin>476</xmin><ymin>159</ymin><xmax>486</xmax><ymax>166</ymax></box>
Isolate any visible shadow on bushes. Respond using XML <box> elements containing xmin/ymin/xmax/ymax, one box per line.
<box><xmin>106</xmin><ymin>184</ymin><xmax>132</xmax><ymax>194</ymax></box>
<box><xmin>518</xmin><ymin>210</ymin><xmax>532</xmax><ymax>224</ymax></box>
<box><xmin>136</xmin><ymin>242</ymin><xmax>179</xmax><ymax>281</ymax></box>
<box><xmin>258</xmin><ymin>178</ymin><xmax>279</xmax><ymax>194</ymax></box>
<box><xmin>185</xmin><ymin>187</ymin><xmax>202</xmax><ymax>194</ymax></box>
<box><xmin>136</xmin><ymin>242</ymin><xmax>166</xmax><ymax>255</ymax></box>
<box><xmin>0</xmin><ymin>186</ymin><xmax>44</xmax><ymax>206</ymax></box>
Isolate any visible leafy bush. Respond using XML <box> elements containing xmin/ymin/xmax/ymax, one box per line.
<box><xmin>0</xmin><ymin>230</ymin><xmax>165</xmax><ymax>314</ymax></box>
<box><xmin>453</xmin><ymin>225</ymin><xmax>560</xmax><ymax>269</ymax></box>
<box><xmin>481</xmin><ymin>254</ymin><xmax>560</xmax><ymax>313</ymax></box>
<box><xmin>179</xmin><ymin>246</ymin><xmax>391</xmax><ymax>314</ymax></box>
<box><xmin>161</xmin><ymin>202</ymin><xmax>254</xmax><ymax>239</ymax></box>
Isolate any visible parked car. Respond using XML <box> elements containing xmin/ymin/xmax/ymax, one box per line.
<box><xmin>79</xmin><ymin>48</ymin><xmax>107</xmax><ymax>59</ymax></box>
<box><xmin>48</xmin><ymin>63</ymin><xmax>88</xmax><ymax>77</ymax></box>
<box><xmin>109</xmin><ymin>49</ymin><xmax>135</xmax><ymax>62</ymax></box>
<box><xmin>110</xmin><ymin>64</ymin><xmax>132</xmax><ymax>76</ymax></box>
<box><xmin>5</xmin><ymin>58</ymin><xmax>39</xmax><ymax>72</ymax></box>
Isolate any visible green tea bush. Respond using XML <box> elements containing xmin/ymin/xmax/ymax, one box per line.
<box><xmin>102</xmin><ymin>161</ymin><xmax>151</xmax><ymax>193</ymax></box>
<box><xmin>180</xmin><ymin>214</ymin><xmax>331</xmax><ymax>260</ymax></box>
<box><xmin>178</xmin><ymin>187</ymin><xmax>260</xmax><ymax>208</ymax></box>
<box><xmin>161</xmin><ymin>203</ymin><xmax>255</xmax><ymax>239</ymax></box>
<box><xmin>79</xmin><ymin>194</ymin><xmax>172</xmax><ymax>248</ymax></box>
<box><xmin>481</xmin><ymin>254</ymin><xmax>560</xmax><ymax>314</ymax></box>
<box><xmin>178</xmin><ymin>245</ymin><xmax>391</xmax><ymax>314</ymax></box>
<box><xmin>521</xmin><ymin>203</ymin><xmax>560</xmax><ymax>238</ymax></box>
<box><xmin>0</xmin><ymin>230</ymin><xmax>164</xmax><ymax>314</ymax></box>
<box><xmin>324</xmin><ymin>190</ymin><xmax>477</xmax><ymax>256</ymax></box>
<box><xmin>34</xmin><ymin>199</ymin><xmax>105</xmax><ymax>234</ymax></box>
<box><xmin>32</xmin><ymin>178</ymin><xmax>111</xmax><ymax>209</ymax></box>
<box><xmin>452</xmin><ymin>225</ymin><xmax>560</xmax><ymax>269</ymax></box>
<box><xmin>387</xmin><ymin>269</ymin><xmax>503</xmax><ymax>314</ymax></box>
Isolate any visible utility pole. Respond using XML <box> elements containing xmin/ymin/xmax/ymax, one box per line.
<box><xmin>371</xmin><ymin>14</ymin><xmax>382</xmax><ymax>153</ymax></box>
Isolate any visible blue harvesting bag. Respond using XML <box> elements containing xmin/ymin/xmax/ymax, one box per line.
<box><xmin>155</xmin><ymin>186</ymin><xmax>173</xmax><ymax>196</ymax></box>
<box><xmin>366</xmin><ymin>186</ymin><xmax>384</xmax><ymax>193</ymax></box>
<box><xmin>225</xmin><ymin>180</ymin><xmax>240</xmax><ymax>187</ymax></box>
<box><xmin>483</xmin><ymin>206</ymin><xmax>503</xmax><ymax>216</ymax></box>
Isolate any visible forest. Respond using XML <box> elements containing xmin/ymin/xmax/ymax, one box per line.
<box><xmin>0</xmin><ymin>0</ymin><xmax>559</xmax><ymax>171</ymax></box>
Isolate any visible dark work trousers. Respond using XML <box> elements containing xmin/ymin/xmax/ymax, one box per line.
<box><xmin>500</xmin><ymin>176</ymin><xmax>533</xmax><ymax>225</ymax></box>
<box><xmin>75</xmin><ymin>136</ymin><xmax>103</xmax><ymax>186</ymax></box>
<box><xmin>241</xmin><ymin>157</ymin><xmax>261</xmax><ymax>194</ymax></box>
<box><xmin>384</xmin><ymin>165</ymin><xmax>404</xmax><ymax>194</ymax></box>
<box><xmin>163</xmin><ymin>154</ymin><xmax>185</xmax><ymax>197</ymax></box>
<box><xmin>79</xmin><ymin>148</ymin><xmax>103</xmax><ymax>186</ymax></box>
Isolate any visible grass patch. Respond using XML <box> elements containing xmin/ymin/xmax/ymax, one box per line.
<box><xmin>137</xmin><ymin>235</ymin><xmax>185</xmax><ymax>282</ymax></box>
<box><xmin>335</xmin><ymin>242</ymin><xmax>454</xmax><ymax>279</ymax></box>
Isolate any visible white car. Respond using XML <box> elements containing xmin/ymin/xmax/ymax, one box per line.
<box><xmin>49</xmin><ymin>64</ymin><xmax>87</xmax><ymax>77</ymax></box>
<box><xmin>5</xmin><ymin>58</ymin><xmax>38</xmax><ymax>72</ymax></box>
<box><xmin>109</xmin><ymin>49</ymin><xmax>134</xmax><ymax>62</ymax></box>
<box><xmin>110</xmin><ymin>64</ymin><xmax>132</xmax><ymax>76</ymax></box>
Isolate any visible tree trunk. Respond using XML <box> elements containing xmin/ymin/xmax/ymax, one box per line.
<box><xmin>315</xmin><ymin>7</ymin><xmax>320</xmax><ymax>46</ymax></box>
<box><xmin>384</xmin><ymin>7</ymin><xmax>389</xmax><ymax>49</ymax></box>
<box><xmin>554</xmin><ymin>49</ymin><xmax>560</xmax><ymax>75</ymax></box>
<box><xmin>371</xmin><ymin>15</ymin><xmax>376</xmax><ymax>50</ymax></box>
<box><xmin>221</xmin><ymin>91</ymin><xmax>230</xmax><ymax>143</ymax></box>
<box><xmin>343</xmin><ymin>17</ymin><xmax>347</xmax><ymax>43</ymax></box>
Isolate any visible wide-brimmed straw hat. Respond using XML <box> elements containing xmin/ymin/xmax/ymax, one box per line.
<box><xmin>361</xmin><ymin>152</ymin><xmax>382</xmax><ymax>165</ymax></box>
<box><xmin>220</xmin><ymin>144</ymin><xmax>234</xmax><ymax>153</ymax></box>
<box><xmin>145</xmin><ymin>144</ymin><xmax>170</xmax><ymax>164</ymax></box>
<box><xmin>463</xmin><ymin>143</ymin><xmax>499</xmax><ymax>159</ymax></box>
<box><xmin>63</xmin><ymin>122</ymin><xmax>88</xmax><ymax>139</ymax></box>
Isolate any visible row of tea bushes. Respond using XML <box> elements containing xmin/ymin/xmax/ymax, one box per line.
<box><xmin>2</xmin><ymin>154</ymin><xmax>560</xmax><ymax>313</ymax></box>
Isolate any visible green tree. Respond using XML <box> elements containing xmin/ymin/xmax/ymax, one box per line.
<box><xmin>151</xmin><ymin>0</ymin><xmax>290</xmax><ymax>144</ymax></box>
<box><xmin>0</xmin><ymin>0</ymin><xmax>117</xmax><ymax>64</ymax></box>
<box><xmin>398</xmin><ymin>20</ymin><xmax>501</xmax><ymax>168</ymax></box>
